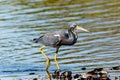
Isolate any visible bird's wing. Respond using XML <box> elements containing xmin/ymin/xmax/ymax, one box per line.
<box><xmin>39</xmin><ymin>30</ymin><xmax>69</xmax><ymax>47</ymax></box>
<box><xmin>54</xmin><ymin>30</ymin><xmax>69</xmax><ymax>39</ymax></box>
<box><xmin>41</xmin><ymin>32</ymin><xmax>61</xmax><ymax>47</ymax></box>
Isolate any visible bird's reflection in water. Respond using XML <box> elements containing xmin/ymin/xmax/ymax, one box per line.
<box><xmin>46</xmin><ymin>70</ymin><xmax>52</xmax><ymax>80</ymax></box>
<box><xmin>45</xmin><ymin>70</ymin><xmax>72</xmax><ymax>80</ymax></box>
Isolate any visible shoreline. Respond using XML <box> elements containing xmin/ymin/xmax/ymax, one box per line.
<box><xmin>0</xmin><ymin>66</ymin><xmax>120</xmax><ymax>80</ymax></box>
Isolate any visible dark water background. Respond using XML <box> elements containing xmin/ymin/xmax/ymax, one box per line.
<box><xmin>0</xmin><ymin>0</ymin><xmax>120</xmax><ymax>77</ymax></box>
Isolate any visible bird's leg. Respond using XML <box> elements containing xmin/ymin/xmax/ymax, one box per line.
<box><xmin>54</xmin><ymin>53</ymin><xmax>60</xmax><ymax>70</ymax></box>
<box><xmin>54</xmin><ymin>46</ymin><xmax>60</xmax><ymax>71</ymax></box>
<box><xmin>40</xmin><ymin>46</ymin><xmax>50</xmax><ymax>70</ymax></box>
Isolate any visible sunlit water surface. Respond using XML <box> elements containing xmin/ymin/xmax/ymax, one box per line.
<box><xmin>0</xmin><ymin>0</ymin><xmax>120</xmax><ymax>77</ymax></box>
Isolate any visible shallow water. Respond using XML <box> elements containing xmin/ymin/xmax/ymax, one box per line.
<box><xmin>0</xmin><ymin>0</ymin><xmax>120</xmax><ymax>77</ymax></box>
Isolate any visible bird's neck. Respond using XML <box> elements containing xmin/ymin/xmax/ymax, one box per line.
<box><xmin>59</xmin><ymin>27</ymin><xmax>78</xmax><ymax>46</ymax></box>
<box><xmin>68</xmin><ymin>28</ymin><xmax>78</xmax><ymax>45</ymax></box>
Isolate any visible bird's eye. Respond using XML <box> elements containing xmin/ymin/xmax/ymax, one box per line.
<box><xmin>70</xmin><ymin>23</ymin><xmax>77</xmax><ymax>28</ymax></box>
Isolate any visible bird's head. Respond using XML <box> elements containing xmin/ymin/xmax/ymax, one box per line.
<box><xmin>70</xmin><ymin>23</ymin><xmax>89</xmax><ymax>32</ymax></box>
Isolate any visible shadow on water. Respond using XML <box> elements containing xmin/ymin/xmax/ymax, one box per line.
<box><xmin>0</xmin><ymin>0</ymin><xmax>120</xmax><ymax>79</ymax></box>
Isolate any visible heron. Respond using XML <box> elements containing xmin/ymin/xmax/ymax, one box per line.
<box><xmin>33</xmin><ymin>24</ymin><xmax>89</xmax><ymax>70</ymax></box>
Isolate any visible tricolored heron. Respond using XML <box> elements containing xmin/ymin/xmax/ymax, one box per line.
<box><xmin>33</xmin><ymin>24</ymin><xmax>89</xmax><ymax>70</ymax></box>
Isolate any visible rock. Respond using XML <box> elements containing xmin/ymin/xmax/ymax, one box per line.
<box><xmin>52</xmin><ymin>70</ymin><xmax>60</xmax><ymax>79</ymax></box>
<box><xmin>110</xmin><ymin>66</ymin><xmax>120</xmax><ymax>70</ymax></box>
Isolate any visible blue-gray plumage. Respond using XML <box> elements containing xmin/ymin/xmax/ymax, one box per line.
<box><xmin>33</xmin><ymin>30</ymin><xmax>69</xmax><ymax>47</ymax></box>
<box><xmin>33</xmin><ymin>24</ymin><xmax>89</xmax><ymax>70</ymax></box>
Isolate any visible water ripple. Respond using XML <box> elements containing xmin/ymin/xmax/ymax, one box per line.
<box><xmin>0</xmin><ymin>0</ymin><xmax>120</xmax><ymax>75</ymax></box>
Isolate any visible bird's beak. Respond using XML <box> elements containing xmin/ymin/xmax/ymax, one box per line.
<box><xmin>76</xmin><ymin>26</ymin><xmax>89</xmax><ymax>32</ymax></box>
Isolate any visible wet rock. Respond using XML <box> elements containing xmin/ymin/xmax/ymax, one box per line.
<box><xmin>60</xmin><ymin>71</ymin><xmax>72</xmax><ymax>80</ymax></box>
<box><xmin>74</xmin><ymin>74</ymin><xmax>81</xmax><ymax>78</ymax></box>
<box><xmin>110</xmin><ymin>66</ymin><xmax>120</xmax><ymax>70</ymax></box>
<box><xmin>74</xmin><ymin>68</ymin><xmax>110</xmax><ymax>80</ymax></box>
<box><xmin>74</xmin><ymin>74</ymin><xmax>81</xmax><ymax>80</ymax></box>
<box><xmin>51</xmin><ymin>66</ymin><xmax>120</xmax><ymax>80</ymax></box>
<box><xmin>114</xmin><ymin>76</ymin><xmax>118</xmax><ymax>80</ymax></box>
<box><xmin>52</xmin><ymin>70</ymin><xmax>72</xmax><ymax>80</ymax></box>
<box><xmin>81</xmin><ymin>67</ymin><xmax>86</xmax><ymax>70</ymax></box>
<box><xmin>52</xmin><ymin>70</ymin><xmax>60</xmax><ymax>79</ymax></box>
<box><xmin>29</xmin><ymin>72</ymin><xmax>35</xmax><ymax>75</ymax></box>
<box><xmin>60</xmin><ymin>71</ymin><xmax>72</xmax><ymax>77</ymax></box>
<box><xmin>99</xmin><ymin>73</ymin><xmax>110</xmax><ymax>80</ymax></box>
